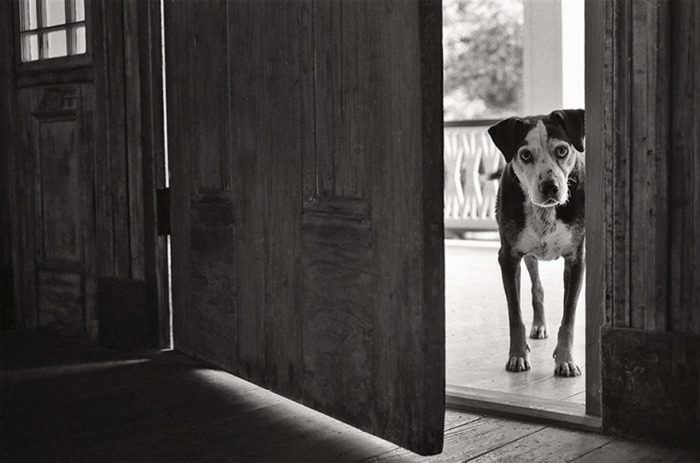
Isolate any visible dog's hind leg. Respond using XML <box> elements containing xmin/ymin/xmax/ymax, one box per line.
<box><xmin>524</xmin><ymin>255</ymin><xmax>548</xmax><ymax>339</ymax></box>
<box><xmin>499</xmin><ymin>247</ymin><xmax>530</xmax><ymax>372</ymax></box>
<box><xmin>553</xmin><ymin>246</ymin><xmax>585</xmax><ymax>377</ymax></box>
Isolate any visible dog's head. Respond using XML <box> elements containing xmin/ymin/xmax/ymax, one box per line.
<box><xmin>488</xmin><ymin>109</ymin><xmax>584</xmax><ymax>207</ymax></box>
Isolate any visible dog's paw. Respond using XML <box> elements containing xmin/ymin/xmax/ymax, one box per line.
<box><xmin>505</xmin><ymin>356</ymin><xmax>531</xmax><ymax>372</ymax></box>
<box><xmin>529</xmin><ymin>324</ymin><xmax>548</xmax><ymax>339</ymax></box>
<box><xmin>554</xmin><ymin>360</ymin><xmax>581</xmax><ymax>377</ymax></box>
<box><xmin>553</xmin><ymin>349</ymin><xmax>581</xmax><ymax>377</ymax></box>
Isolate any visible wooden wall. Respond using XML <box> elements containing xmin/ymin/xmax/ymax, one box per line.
<box><xmin>595</xmin><ymin>0</ymin><xmax>700</xmax><ymax>444</ymax></box>
<box><xmin>5</xmin><ymin>0</ymin><xmax>168</xmax><ymax>348</ymax></box>
<box><xmin>0</xmin><ymin>1</ymin><xmax>16</xmax><ymax>330</ymax></box>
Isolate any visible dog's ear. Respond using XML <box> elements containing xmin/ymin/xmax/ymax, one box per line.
<box><xmin>549</xmin><ymin>109</ymin><xmax>585</xmax><ymax>152</ymax></box>
<box><xmin>488</xmin><ymin>117</ymin><xmax>529</xmax><ymax>163</ymax></box>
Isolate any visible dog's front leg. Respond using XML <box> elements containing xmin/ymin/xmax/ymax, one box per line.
<box><xmin>554</xmin><ymin>247</ymin><xmax>585</xmax><ymax>377</ymax></box>
<box><xmin>499</xmin><ymin>247</ymin><xmax>530</xmax><ymax>372</ymax></box>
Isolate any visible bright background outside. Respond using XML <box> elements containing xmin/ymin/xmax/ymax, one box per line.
<box><xmin>443</xmin><ymin>0</ymin><xmax>587</xmax><ymax>401</ymax></box>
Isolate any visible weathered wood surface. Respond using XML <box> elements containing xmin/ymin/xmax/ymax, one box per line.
<box><xmin>601</xmin><ymin>327</ymin><xmax>700</xmax><ymax>446</ymax></box>
<box><xmin>7</xmin><ymin>0</ymin><xmax>167</xmax><ymax>346</ymax></box>
<box><xmin>0</xmin><ymin>1</ymin><xmax>16</xmax><ymax>329</ymax></box>
<box><xmin>598</xmin><ymin>0</ymin><xmax>700</xmax><ymax>444</ymax></box>
<box><xmin>670</xmin><ymin>0</ymin><xmax>700</xmax><ymax>337</ymax></box>
<box><xmin>4</xmin><ymin>332</ymin><xmax>695</xmax><ymax>462</ymax></box>
<box><xmin>584</xmin><ymin>0</ymin><xmax>608</xmax><ymax>418</ymax></box>
<box><xmin>165</xmin><ymin>0</ymin><xmax>444</xmax><ymax>454</ymax></box>
<box><xmin>605</xmin><ymin>0</ymin><xmax>700</xmax><ymax>334</ymax></box>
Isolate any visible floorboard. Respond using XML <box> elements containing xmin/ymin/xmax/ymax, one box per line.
<box><xmin>468</xmin><ymin>426</ymin><xmax>614</xmax><ymax>462</ymax></box>
<box><xmin>571</xmin><ymin>439</ymin><xmax>693</xmax><ymax>463</ymax></box>
<box><xmin>1</xmin><ymin>330</ymin><xmax>696</xmax><ymax>462</ymax></box>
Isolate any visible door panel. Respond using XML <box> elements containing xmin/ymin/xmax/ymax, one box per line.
<box><xmin>166</xmin><ymin>0</ymin><xmax>444</xmax><ymax>454</ymax></box>
<box><xmin>16</xmin><ymin>84</ymin><xmax>92</xmax><ymax>336</ymax></box>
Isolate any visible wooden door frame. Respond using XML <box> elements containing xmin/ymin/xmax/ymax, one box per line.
<box><xmin>446</xmin><ymin>0</ymin><xmax>605</xmax><ymax>428</ymax></box>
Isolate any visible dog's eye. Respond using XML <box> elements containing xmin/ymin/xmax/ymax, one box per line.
<box><xmin>554</xmin><ymin>145</ymin><xmax>569</xmax><ymax>158</ymax></box>
<box><xmin>519</xmin><ymin>150</ymin><xmax>532</xmax><ymax>162</ymax></box>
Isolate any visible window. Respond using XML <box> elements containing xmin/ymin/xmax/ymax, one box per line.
<box><xmin>19</xmin><ymin>0</ymin><xmax>86</xmax><ymax>62</ymax></box>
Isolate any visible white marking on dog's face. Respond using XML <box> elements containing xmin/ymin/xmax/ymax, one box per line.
<box><xmin>511</xmin><ymin>120</ymin><xmax>579</xmax><ymax>208</ymax></box>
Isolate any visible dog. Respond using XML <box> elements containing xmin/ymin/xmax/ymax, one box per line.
<box><xmin>487</xmin><ymin>109</ymin><xmax>585</xmax><ymax>377</ymax></box>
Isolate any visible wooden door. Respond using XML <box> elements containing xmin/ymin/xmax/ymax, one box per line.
<box><xmin>165</xmin><ymin>0</ymin><xmax>445</xmax><ymax>455</ymax></box>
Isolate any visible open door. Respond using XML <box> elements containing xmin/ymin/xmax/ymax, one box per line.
<box><xmin>164</xmin><ymin>0</ymin><xmax>444</xmax><ymax>455</ymax></box>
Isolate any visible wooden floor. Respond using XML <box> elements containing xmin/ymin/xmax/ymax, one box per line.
<box><xmin>1</xmin><ymin>330</ymin><xmax>696</xmax><ymax>462</ymax></box>
<box><xmin>445</xmin><ymin>240</ymin><xmax>585</xmax><ymax>403</ymax></box>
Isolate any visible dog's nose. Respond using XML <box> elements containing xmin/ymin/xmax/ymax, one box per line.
<box><xmin>540</xmin><ymin>180</ymin><xmax>559</xmax><ymax>198</ymax></box>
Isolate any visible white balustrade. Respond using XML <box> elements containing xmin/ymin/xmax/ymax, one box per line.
<box><xmin>444</xmin><ymin>121</ymin><xmax>503</xmax><ymax>231</ymax></box>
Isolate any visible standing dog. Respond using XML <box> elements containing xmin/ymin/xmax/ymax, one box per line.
<box><xmin>488</xmin><ymin>109</ymin><xmax>585</xmax><ymax>377</ymax></box>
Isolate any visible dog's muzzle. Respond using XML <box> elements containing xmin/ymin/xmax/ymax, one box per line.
<box><xmin>536</xmin><ymin>180</ymin><xmax>564</xmax><ymax>207</ymax></box>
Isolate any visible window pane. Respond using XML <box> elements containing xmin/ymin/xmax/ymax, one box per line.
<box><xmin>21</xmin><ymin>33</ymin><xmax>40</xmax><ymax>62</ymax></box>
<box><xmin>72</xmin><ymin>0</ymin><xmax>85</xmax><ymax>22</ymax></box>
<box><xmin>19</xmin><ymin>0</ymin><xmax>38</xmax><ymax>31</ymax></box>
<box><xmin>44</xmin><ymin>29</ymin><xmax>68</xmax><ymax>58</ymax></box>
<box><xmin>43</xmin><ymin>0</ymin><xmax>66</xmax><ymax>27</ymax></box>
<box><xmin>70</xmin><ymin>25</ymin><xmax>86</xmax><ymax>55</ymax></box>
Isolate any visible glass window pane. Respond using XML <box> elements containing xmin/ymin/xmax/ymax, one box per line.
<box><xmin>72</xmin><ymin>0</ymin><xmax>85</xmax><ymax>22</ymax></box>
<box><xmin>70</xmin><ymin>25</ymin><xmax>86</xmax><ymax>55</ymax></box>
<box><xmin>43</xmin><ymin>0</ymin><xmax>66</xmax><ymax>27</ymax></box>
<box><xmin>21</xmin><ymin>33</ymin><xmax>40</xmax><ymax>62</ymax></box>
<box><xmin>44</xmin><ymin>29</ymin><xmax>68</xmax><ymax>59</ymax></box>
<box><xmin>20</xmin><ymin>0</ymin><xmax>38</xmax><ymax>30</ymax></box>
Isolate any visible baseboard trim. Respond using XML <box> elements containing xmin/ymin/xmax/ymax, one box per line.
<box><xmin>446</xmin><ymin>384</ymin><xmax>602</xmax><ymax>432</ymax></box>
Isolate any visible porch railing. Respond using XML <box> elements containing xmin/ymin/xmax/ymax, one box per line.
<box><xmin>444</xmin><ymin>119</ymin><xmax>503</xmax><ymax>231</ymax></box>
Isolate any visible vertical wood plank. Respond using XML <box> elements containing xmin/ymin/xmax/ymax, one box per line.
<box><xmin>694</xmin><ymin>4</ymin><xmax>700</xmax><ymax>336</ymax></box>
<box><xmin>104</xmin><ymin>0</ymin><xmax>130</xmax><ymax>279</ymax></box>
<box><xmin>629</xmin><ymin>0</ymin><xmax>670</xmax><ymax>332</ymax></box>
<box><xmin>91</xmin><ymin>0</ymin><xmax>115</xmax><ymax>279</ymax></box>
<box><xmin>0</xmin><ymin>0</ymin><xmax>15</xmax><ymax>328</ymax></box>
<box><xmin>612</xmin><ymin>0</ymin><xmax>632</xmax><ymax>329</ymax></box>
<box><xmin>371</xmin><ymin>0</ymin><xmax>445</xmax><ymax>453</ymax></box>
<box><xmin>166</xmin><ymin>0</ymin><xmax>237</xmax><ymax>368</ymax></box>
<box><xmin>670</xmin><ymin>0</ymin><xmax>694</xmax><ymax>335</ymax></box>
<box><xmin>227</xmin><ymin>0</ymin><xmax>268</xmax><ymax>382</ymax></box>
<box><xmin>670</xmin><ymin>0</ymin><xmax>700</xmax><ymax>337</ymax></box>
<box><xmin>139</xmin><ymin>0</ymin><xmax>170</xmax><ymax>347</ymax></box>
<box><xmin>584</xmin><ymin>0</ymin><xmax>608</xmax><ymax>417</ymax></box>
<box><xmin>123</xmin><ymin>0</ymin><xmax>145</xmax><ymax>281</ymax></box>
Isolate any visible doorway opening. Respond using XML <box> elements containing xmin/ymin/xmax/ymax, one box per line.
<box><xmin>442</xmin><ymin>0</ymin><xmax>597</xmax><ymax>428</ymax></box>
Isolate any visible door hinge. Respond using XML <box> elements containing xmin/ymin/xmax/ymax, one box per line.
<box><xmin>156</xmin><ymin>187</ymin><xmax>170</xmax><ymax>236</ymax></box>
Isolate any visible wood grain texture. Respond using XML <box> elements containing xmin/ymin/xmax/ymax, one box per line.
<box><xmin>628</xmin><ymin>0</ymin><xmax>670</xmax><ymax>332</ymax></box>
<box><xmin>670</xmin><ymin>0</ymin><xmax>700</xmax><ymax>337</ymax></box>
<box><xmin>469</xmin><ymin>426</ymin><xmax>613</xmax><ymax>463</ymax></box>
<box><xmin>0</xmin><ymin>0</ymin><xmax>15</xmax><ymax>329</ymax></box>
<box><xmin>574</xmin><ymin>439</ymin><xmax>692</xmax><ymax>463</ymax></box>
<box><xmin>601</xmin><ymin>327</ymin><xmax>700</xmax><ymax>445</ymax></box>
<box><xmin>585</xmin><ymin>0</ymin><xmax>609</xmax><ymax>417</ymax></box>
<box><xmin>14</xmin><ymin>85</ymin><xmax>91</xmax><ymax>338</ymax></box>
<box><xmin>606</xmin><ymin>0</ymin><xmax>699</xmax><ymax>335</ymax></box>
<box><xmin>7</xmin><ymin>0</ymin><xmax>167</xmax><ymax>346</ymax></box>
<box><xmin>165</xmin><ymin>0</ymin><xmax>444</xmax><ymax>454</ymax></box>
<box><xmin>611</xmin><ymin>0</ymin><xmax>632</xmax><ymax>329</ymax></box>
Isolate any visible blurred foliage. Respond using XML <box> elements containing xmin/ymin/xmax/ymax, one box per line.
<box><xmin>443</xmin><ymin>0</ymin><xmax>523</xmax><ymax>120</ymax></box>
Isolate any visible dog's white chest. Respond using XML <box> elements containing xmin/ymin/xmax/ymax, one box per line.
<box><xmin>515</xmin><ymin>205</ymin><xmax>573</xmax><ymax>260</ymax></box>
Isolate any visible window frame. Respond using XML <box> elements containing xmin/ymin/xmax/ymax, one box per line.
<box><xmin>14</xmin><ymin>0</ymin><xmax>92</xmax><ymax>72</ymax></box>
